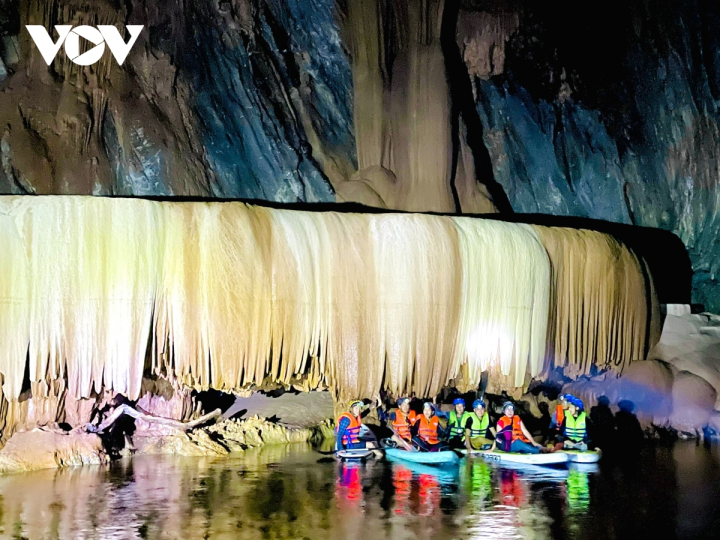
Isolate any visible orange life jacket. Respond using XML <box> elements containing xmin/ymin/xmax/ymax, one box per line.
<box><xmin>417</xmin><ymin>415</ymin><xmax>440</xmax><ymax>445</ymax></box>
<box><xmin>498</xmin><ymin>415</ymin><xmax>530</xmax><ymax>443</ymax></box>
<box><xmin>392</xmin><ymin>409</ymin><xmax>417</xmax><ymax>441</ymax></box>
<box><xmin>555</xmin><ymin>404</ymin><xmax>565</xmax><ymax>426</ymax></box>
<box><xmin>336</xmin><ymin>412</ymin><xmax>362</xmax><ymax>445</ymax></box>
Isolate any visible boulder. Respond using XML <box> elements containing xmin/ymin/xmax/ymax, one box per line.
<box><xmin>0</xmin><ymin>429</ymin><xmax>107</xmax><ymax>474</ymax></box>
<box><xmin>619</xmin><ymin>360</ymin><xmax>674</xmax><ymax>427</ymax></box>
<box><xmin>669</xmin><ymin>371</ymin><xmax>717</xmax><ymax>433</ymax></box>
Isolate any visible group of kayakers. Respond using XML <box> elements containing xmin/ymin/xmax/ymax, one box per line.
<box><xmin>335</xmin><ymin>393</ymin><xmax>591</xmax><ymax>454</ymax></box>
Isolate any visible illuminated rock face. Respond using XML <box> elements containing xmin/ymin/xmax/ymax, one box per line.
<box><xmin>0</xmin><ymin>196</ymin><xmax>655</xmax><ymax>405</ymax></box>
<box><xmin>0</xmin><ymin>0</ymin><xmax>715</xmax><ymax>306</ymax></box>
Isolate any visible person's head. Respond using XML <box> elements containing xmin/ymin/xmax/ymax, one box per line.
<box><xmin>453</xmin><ymin>398</ymin><xmax>465</xmax><ymax>415</ymax></box>
<box><xmin>423</xmin><ymin>402</ymin><xmax>434</xmax><ymax>419</ymax></box>
<box><xmin>502</xmin><ymin>401</ymin><xmax>515</xmax><ymax>418</ymax></box>
<box><xmin>472</xmin><ymin>399</ymin><xmax>486</xmax><ymax>416</ymax></box>
<box><xmin>397</xmin><ymin>397</ymin><xmax>411</xmax><ymax>414</ymax></box>
<box><xmin>349</xmin><ymin>400</ymin><xmax>363</xmax><ymax>417</ymax></box>
<box><xmin>559</xmin><ymin>394</ymin><xmax>573</xmax><ymax>409</ymax></box>
<box><xmin>568</xmin><ymin>397</ymin><xmax>584</xmax><ymax>417</ymax></box>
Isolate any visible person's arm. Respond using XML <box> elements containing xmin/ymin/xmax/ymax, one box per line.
<box><xmin>410</xmin><ymin>418</ymin><xmax>420</xmax><ymax>438</ymax></box>
<box><xmin>557</xmin><ymin>418</ymin><xmax>567</xmax><ymax>442</ymax></box>
<box><xmin>335</xmin><ymin>417</ymin><xmax>351</xmax><ymax>451</ymax></box>
<box><xmin>520</xmin><ymin>419</ymin><xmax>541</xmax><ymax>447</ymax></box>
<box><xmin>437</xmin><ymin>419</ymin><xmax>450</xmax><ymax>439</ymax></box>
<box><xmin>464</xmin><ymin>417</ymin><xmax>474</xmax><ymax>451</ymax></box>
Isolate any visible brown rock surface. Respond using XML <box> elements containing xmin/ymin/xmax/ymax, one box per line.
<box><xmin>0</xmin><ymin>429</ymin><xmax>107</xmax><ymax>474</ymax></box>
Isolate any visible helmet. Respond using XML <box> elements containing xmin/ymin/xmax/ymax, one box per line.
<box><xmin>349</xmin><ymin>400</ymin><xmax>364</xmax><ymax>410</ymax></box>
<box><xmin>422</xmin><ymin>401</ymin><xmax>434</xmax><ymax>411</ymax></box>
<box><xmin>472</xmin><ymin>399</ymin><xmax>486</xmax><ymax>410</ymax></box>
<box><xmin>397</xmin><ymin>397</ymin><xmax>410</xmax><ymax>406</ymax></box>
<box><xmin>559</xmin><ymin>393</ymin><xmax>574</xmax><ymax>402</ymax></box>
<box><xmin>452</xmin><ymin>398</ymin><xmax>465</xmax><ymax>406</ymax></box>
<box><xmin>502</xmin><ymin>401</ymin><xmax>515</xmax><ymax>411</ymax></box>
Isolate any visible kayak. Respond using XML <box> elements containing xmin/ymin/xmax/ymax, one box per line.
<box><xmin>462</xmin><ymin>449</ymin><xmax>569</xmax><ymax>466</ymax></box>
<box><xmin>336</xmin><ymin>449</ymin><xmax>374</xmax><ymax>461</ymax></box>
<box><xmin>560</xmin><ymin>449</ymin><xmax>602</xmax><ymax>463</ymax></box>
<box><xmin>384</xmin><ymin>447</ymin><xmax>460</xmax><ymax>466</ymax></box>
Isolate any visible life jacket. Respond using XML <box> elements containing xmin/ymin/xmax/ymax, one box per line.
<box><xmin>391</xmin><ymin>409</ymin><xmax>417</xmax><ymax>441</ymax></box>
<box><xmin>497</xmin><ymin>415</ymin><xmax>529</xmax><ymax>443</ymax></box>
<box><xmin>467</xmin><ymin>412</ymin><xmax>490</xmax><ymax>438</ymax></box>
<box><xmin>336</xmin><ymin>412</ymin><xmax>362</xmax><ymax>446</ymax></box>
<box><xmin>555</xmin><ymin>404</ymin><xmax>565</xmax><ymax>427</ymax></box>
<box><xmin>417</xmin><ymin>415</ymin><xmax>441</xmax><ymax>445</ymax></box>
<box><xmin>448</xmin><ymin>410</ymin><xmax>472</xmax><ymax>439</ymax></box>
<box><xmin>564</xmin><ymin>412</ymin><xmax>587</xmax><ymax>443</ymax></box>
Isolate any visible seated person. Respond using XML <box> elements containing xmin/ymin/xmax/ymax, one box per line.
<box><xmin>465</xmin><ymin>399</ymin><xmax>495</xmax><ymax>451</ymax></box>
<box><xmin>447</xmin><ymin>398</ymin><xmax>472</xmax><ymax>449</ymax></box>
<box><xmin>557</xmin><ymin>397</ymin><xmax>591</xmax><ymax>451</ymax></box>
<box><xmin>492</xmin><ymin>402</ymin><xmax>545</xmax><ymax>454</ymax></box>
<box><xmin>388</xmin><ymin>397</ymin><xmax>417</xmax><ymax>451</ymax></box>
<box><xmin>335</xmin><ymin>400</ymin><xmax>378</xmax><ymax>451</ymax></box>
<box><xmin>411</xmin><ymin>402</ymin><xmax>449</xmax><ymax>452</ymax></box>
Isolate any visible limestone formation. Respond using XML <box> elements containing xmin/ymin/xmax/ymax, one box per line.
<box><xmin>0</xmin><ymin>196</ymin><xmax>656</xmax><ymax>408</ymax></box>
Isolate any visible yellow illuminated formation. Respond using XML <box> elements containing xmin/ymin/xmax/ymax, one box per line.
<box><xmin>0</xmin><ymin>197</ymin><xmax>655</xmax><ymax>402</ymax></box>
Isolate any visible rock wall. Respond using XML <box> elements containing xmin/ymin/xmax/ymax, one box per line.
<box><xmin>464</xmin><ymin>0</ymin><xmax>720</xmax><ymax>311</ymax></box>
<box><xmin>0</xmin><ymin>0</ymin><xmax>715</xmax><ymax>306</ymax></box>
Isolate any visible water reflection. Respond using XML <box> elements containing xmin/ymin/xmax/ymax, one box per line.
<box><xmin>0</xmin><ymin>442</ymin><xmax>718</xmax><ymax>539</ymax></box>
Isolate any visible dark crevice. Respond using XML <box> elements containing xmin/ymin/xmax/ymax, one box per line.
<box><xmin>440</xmin><ymin>0</ymin><xmax>513</xmax><ymax>213</ymax></box>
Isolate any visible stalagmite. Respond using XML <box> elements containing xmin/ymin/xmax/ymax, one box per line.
<box><xmin>0</xmin><ymin>196</ymin><xmax>655</xmax><ymax>405</ymax></box>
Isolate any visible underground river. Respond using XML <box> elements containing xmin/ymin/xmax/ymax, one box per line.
<box><xmin>0</xmin><ymin>441</ymin><xmax>718</xmax><ymax>539</ymax></box>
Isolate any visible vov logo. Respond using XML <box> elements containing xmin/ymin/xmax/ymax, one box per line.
<box><xmin>26</xmin><ymin>25</ymin><xmax>144</xmax><ymax>66</ymax></box>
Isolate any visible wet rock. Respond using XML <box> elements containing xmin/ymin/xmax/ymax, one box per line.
<box><xmin>669</xmin><ymin>371</ymin><xmax>717</xmax><ymax>434</ymax></box>
<box><xmin>0</xmin><ymin>429</ymin><xmax>107</xmax><ymax>474</ymax></box>
<box><xmin>649</xmin><ymin>312</ymin><xmax>720</xmax><ymax>408</ymax></box>
<box><xmin>131</xmin><ymin>414</ymin><xmax>325</xmax><ymax>457</ymax></box>
<box><xmin>619</xmin><ymin>360</ymin><xmax>674</xmax><ymax>428</ymax></box>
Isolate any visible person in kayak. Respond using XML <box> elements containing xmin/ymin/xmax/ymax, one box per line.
<box><xmin>335</xmin><ymin>400</ymin><xmax>379</xmax><ymax>451</ymax></box>
<box><xmin>465</xmin><ymin>399</ymin><xmax>494</xmax><ymax>451</ymax></box>
<box><xmin>558</xmin><ymin>397</ymin><xmax>591</xmax><ymax>451</ymax></box>
<box><xmin>492</xmin><ymin>402</ymin><xmax>545</xmax><ymax>454</ymax></box>
<box><xmin>411</xmin><ymin>402</ymin><xmax>449</xmax><ymax>452</ymax></box>
<box><xmin>388</xmin><ymin>397</ymin><xmax>418</xmax><ymax>451</ymax></box>
<box><xmin>447</xmin><ymin>398</ymin><xmax>472</xmax><ymax>449</ymax></box>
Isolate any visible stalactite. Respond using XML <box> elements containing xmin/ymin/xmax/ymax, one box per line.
<box><xmin>532</xmin><ymin>226</ymin><xmax>654</xmax><ymax>377</ymax></box>
<box><xmin>0</xmin><ymin>196</ymin><xmax>655</xmax><ymax>404</ymax></box>
<box><xmin>342</xmin><ymin>0</ymin><xmax>477</xmax><ymax>213</ymax></box>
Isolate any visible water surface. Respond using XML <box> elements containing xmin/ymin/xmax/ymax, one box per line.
<box><xmin>0</xmin><ymin>442</ymin><xmax>718</xmax><ymax>539</ymax></box>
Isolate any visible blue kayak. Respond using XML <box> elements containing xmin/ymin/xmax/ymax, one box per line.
<box><xmin>384</xmin><ymin>447</ymin><xmax>460</xmax><ymax>466</ymax></box>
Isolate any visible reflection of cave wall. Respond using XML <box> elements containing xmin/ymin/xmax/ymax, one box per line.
<box><xmin>0</xmin><ymin>0</ymin><xmax>717</xmax><ymax>310</ymax></box>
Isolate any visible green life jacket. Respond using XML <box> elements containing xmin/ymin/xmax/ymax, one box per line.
<box><xmin>449</xmin><ymin>411</ymin><xmax>472</xmax><ymax>438</ymax></box>
<box><xmin>564</xmin><ymin>412</ymin><xmax>587</xmax><ymax>442</ymax></box>
<box><xmin>449</xmin><ymin>411</ymin><xmax>489</xmax><ymax>439</ymax></box>
<box><xmin>468</xmin><ymin>412</ymin><xmax>489</xmax><ymax>438</ymax></box>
